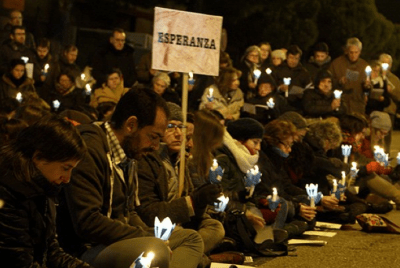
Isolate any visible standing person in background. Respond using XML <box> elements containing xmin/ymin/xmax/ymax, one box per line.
<box><xmin>304</xmin><ymin>42</ymin><xmax>332</xmax><ymax>82</ymax></box>
<box><xmin>259</xmin><ymin>42</ymin><xmax>272</xmax><ymax>71</ymax></box>
<box><xmin>0</xmin><ymin>9</ymin><xmax>35</xmax><ymax>49</ymax></box>
<box><xmin>329</xmin><ymin>37</ymin><xmax>369</xmax><ymax>115</ymax></box>
<box><xmin>379</xmin><ymin>53</ymin><xmax>400</xmax><ymax>153</ymax></box>
<box><xmin>200</xmin><ymin>67</ymin><xmax>244</xmax><ymax>121</ymax></box>
<box><xmin>237</xmin><ymin>45</ymin><xmax>261</xmax><ymax>100</ymax></box>
<box><xmin>91</xmin><ymin>28</ymin><xmax>137</xmax><ymax>88</ymax></box>
<box><xmin>0</xmin><ymin>116</ymin><xmax>91</xmax><ymax>267</ymax></box>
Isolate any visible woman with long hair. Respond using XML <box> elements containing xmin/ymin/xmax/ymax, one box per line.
<box><xmin>0</xmin><ymin>116</ymin><xmax>90</xmax><ymax>267</ymax></box>
<box><xmin>190</xmin><ymin>110</ymin><xmax>225</xmax><ymax>188</ymax></box>
<box><xmin>199</xmin><ymin>67</ymin><xmax>244</xmax><ymax>120</ymax></box>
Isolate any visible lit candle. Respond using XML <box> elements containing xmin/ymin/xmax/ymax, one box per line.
<box><xmin>252</xmin><ymin>165</ymin><xmax>259</xmax><ymax>175</ymax></box>
<box><xmin>188</xmin><ymin>71</ymin><xmax>195</xmax><ymax>85</ymax></box>
<box><xmin>341</xmin><ymin>171</ymin><xmax>346</xmax><ymax>186</ymax></box>
<box><xmin>266</xmin><ymin>98</ymin><xmax>275</xmax><ymax>109</ymax></box>
<box><xmin>85</xmin><ymin>84</ymin><xmax>92</xmax><ymax>95</ymax></box>
<box><xmin>16</xmin><ymin>92</ymin><xmax>22</xmax><ymax>103</ymax></box>
<box><xmin>382</xmin><ymin>63</ymin><xmax>389</xmax><ymax>72</ymax></box>
<box><xmin>266</xmin><ymin>68</ymin><xmax>272</xmax><ymax>75</ymax></box>
<box><xmin>131</xmin><ymin>252</ymin><xmax>154</xmax><ymax>268</ymax></box>
<box><xmin>214</xmin><ymin>195</ymin><xmax>229</xmax><ymax>212</ymax></box>
<box><xmin>333</xmin><ymin>89</ymin><xmax>342</xmax><ymax>99</ymax></box>
<box><xmin>52</xmin><ymin>100</ymin><xmax>60</xmax><ymax>111</ymax></box>
<box><xmin>272</xmin><ymin>187</ymin><xmax>278</xmax><ymax>202</ymax></box>
<box><xmin>350</xmin><ymin>162</ymin><xmax>358</xmax><ymax>178</ymax></box>
<box><xmin>397</xmin><ymin>152</ymin><xmax>400</xmax><ymax>165</ymax></box>
<box><xmin>21</xmin><ymin>56</ymin><xmax>29</xmax><ymax>63</ymax></box>
<box><xmin>374</xmin><ymin>146</ymin><xmax>385</xmax><ymax>163</ymax></box>
<box><xmin>207</xmin><ymin>87</ymin><xmax>214</xmax><ymax>102</ymax></box>
<box><xmin>332</xmin><ymin>179</ymin><xmax>337</xmax><ymax>193</ymax></box>
<box><xmin>211</xmin><ymin>159</ymin><xmax>218</xmax><ymax>171</ymax></box>
<box><xmin>43</xmin><ymin>63</ymin><xmax>50</xmax><ymax>74</ymax></box>
<box><xmin>341</xmin><ymin>145</ymin><xmax>352</xmax><ymax>163</ymax></box>
<box><xmin>283</xmin><ymin>77</ymin><xmax>291</xmax><ymax>97</ymax></box>
<box><xmin>253</xmin><ymin>69</ymin><xmax>261</xmax><ymax>84</ymax></box>
<box><xmin>365</xmin><ymin>66</ymin><xmax>372</xmax><ymax>80</ymax></box>
<box><xmin>81</xmin><ymin>73</ymin><xmax>86</xmax><ymax>81</ymax></box>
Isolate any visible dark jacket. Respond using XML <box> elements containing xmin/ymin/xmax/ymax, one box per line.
<box><xmin>0</xmin><ymin>73</ymin><xmax>37</xmax><ymax>105</ymax></box>
<box><xmin>137</xmin><ymin>145</ymin><xmax>194</xmax><ymax>226</ymax></box>
<box><xmin>303</xmin><ymin>56</ymin><xmax>331</xmax><ymax>82</ymax></box>
<box><xmin>0</xmin><ymin>41</ymin><xmax>35</xmax><ymax>75</ymax></box>
<box><xmin>57</xmin><ymin>123</ymin><xmax>152</xmax><ymax>256</ymax></box>
<box><xmin>246</xmin><ymin>91</ymin><xmax>294</xmax><ymax>125</ymax></box>
<box><xmin>53</xmin><ymin>56</ymin><xmax>82</xmax><ymax>81</ymax></box>
<box><xmin>302</xmin><ymin>88</ymin><xmax>347</xmax><ymax>118</ymax></box>
<box><xmin>39</xmin><ymin>84</ymin><xmax>86</xmax><ymax>113</ymax></box>
<box><xmin>256</xmin><ymin>140</ymin><xmax>306</xmax><ymax>202</ymax></box>
<box><xmin>0</xmin><ymin>169</ymin><xmax>90</xmax><ymax>267</ymax></box>
<box><xmin>365</xmin><ymin>77</ymin><xmax>391</xmax><ymax>115</ymax></box>
<box><xmin>91</xmin><ymin>43</ymin><xmax>137</xmax><ymax>88</ymax></box>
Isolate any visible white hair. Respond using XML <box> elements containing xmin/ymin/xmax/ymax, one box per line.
<box><xmin>346</xmin><ymin>37</ymin><xmax>362</xmax><ymax>51</ymax></box>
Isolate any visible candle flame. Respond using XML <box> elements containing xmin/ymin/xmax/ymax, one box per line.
<box><xmin>365</xmin><ymin>66</ymin><xmax>372</xmax><ymax>73</ymax></box>
<box><xmin>189</xmin><ymin>71</ymin><xmax>193</xmax><ymax>79</ymax></box>
<box><xmin>253</xmin><ymin>69</ymin><xmax>261</xmax><ymax>78</ymax></box>
<box><xmin>16</xmin><ymin>92</ymin><xmax>22</xmax><ymax>102</ymax></box>
<box><xmin>266</xmin><ymin>68</ymin><xmax>272</xmax><ymax>75</ymax></box>
<box><xmin>81</xmin><ymin>73</ymin><xmax>86</xmax><ymax>80</ymax></box>
<box><xmin>44</xmin><ymin>64</ymin><xmax>49</xmax><ymax>72</ymax></box>
<box><xmin>382</xmin><ymin>63</ymin><xmax>389</xmax><ymax>71</ymax></box>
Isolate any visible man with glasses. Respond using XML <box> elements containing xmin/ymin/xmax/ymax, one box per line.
<box><xmin>57</xmin><ymin>89</ymin><xmax>204</xmax><ymax>268</ymax></box>
<box><xmin>137</xmin><ymin>102</ymin><xmax>224</xmax><ymax>259</ymax></box>
<box><xmin>91</xmin><ymin>28</ymin><xmax>137</xmax><ymax>88</ymax></box>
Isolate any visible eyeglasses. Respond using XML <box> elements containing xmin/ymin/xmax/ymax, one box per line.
<box><xmin>166</xmin><ymin>123</ymin><xmax>186</xmax><ymax>132</ymax></box>
<box><xmin>279</xmin><ymin>141</ymin><xmax>293</xmax><ymax>149</ymax></box>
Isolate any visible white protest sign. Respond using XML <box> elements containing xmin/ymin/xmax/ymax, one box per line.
<box><xmin>152</xmin><ymin>7</ymin><xmax>222</xmax><ymax>76</ymax></box>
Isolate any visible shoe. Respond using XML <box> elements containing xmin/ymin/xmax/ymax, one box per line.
<box><xmin>208</xmin><ymin>251</ymin><xmax>245</xmax><ymax>265</ymax></box>
<box><xmin>283</xmin><ymin>221</ymin><xmax>308</xmax><ymax>238</ymax></box>
<box><xmin>211</xmin><ymin>237</ymin><xmax>237</xmax><ymax>254</ymax></box>
<box><xmin>367</xmin><ymin>202</ymin><xmax>394</xmax><ymax>214</ymax></box>
<box><xmin>273</xmin><ymin>228</ymin><xmax>288</xmax><ymax>243</ymax></box>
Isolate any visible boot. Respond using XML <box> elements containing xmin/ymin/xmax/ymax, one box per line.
<box><xmin>364</xmin><ymin>173</ymin><xmax>400</xmax><ymax>207</ymax></box>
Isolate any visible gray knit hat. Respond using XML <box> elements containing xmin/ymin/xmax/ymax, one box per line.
<box><xmin>166</xmin><ymin>102</ymin><xmax>183</xmax><ymax>122</ymax></box>
<box><xmin>279</xmin><ymin>111</ymin><xmax>308</xmax><ymax>129</ymax></box>
<box><xmin>227</xmin><ymin>118</ymin><xmax>264</xmax><ymax>141</ymax></box>
<box><xmin>370</xmin><ymin>111</ymin><xmax>391</xmax><ymax>131</ymax></box>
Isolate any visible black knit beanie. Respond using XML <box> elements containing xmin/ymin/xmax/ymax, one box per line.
<box><xmin>227</xmin><ymin>118</ymin><xmax>264</xmax><ymax>141</ymax></box>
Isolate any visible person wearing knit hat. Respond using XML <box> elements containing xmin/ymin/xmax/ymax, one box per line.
<box><xmin>271</xmin><ymin>49</ymin><xmax>286</xmax><ymax>67</ymax></box>
<box><xmin>227</xmin><ymin>117</ymin><xmax>264</xmax><ymax>142</ymax></box>
<box><xmin>370</xmin><ymin>111</ymin><xmax>392</xmax><ymax>153</ymax></box>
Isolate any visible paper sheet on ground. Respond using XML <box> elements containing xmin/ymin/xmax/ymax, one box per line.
<box><xmin>211</xmin><ymin>263</ymin><xmax>254</xmax><ymax>268</ymax></box>
<box><xmin>288</xmin><ymin>239</ymin><xmax>327</xmax><ymax>246</ymax></box>
<box><xmin>316</xmin><ymin>221</ymin><xmax>342</xmax><ymax>229</ymax></box>
<box><xmin>303</xmin><ymin>231</ymin><xmax>337</xmax><ymax>237</ymax></box>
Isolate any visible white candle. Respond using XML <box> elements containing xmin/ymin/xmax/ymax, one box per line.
<box><xmin>85</xmin><ymin>84</ymin><xmax>92</xmax><ymax>95</ymax></box>
<box><xmin>267</xmin><ymin>98</ymin><xmax>275</xmax><ymax>109</ymax></box>
<box><xmin>211</xmin><ymin>159</ymin><xmax>218</xmax><ymax>171</ymax></box>
<box><xmin>382</xmin><ymin>63</ymin><xmax>389</xmax><ymax>72</ymax></box>
<box><xmin>333</xmin><ymin>179</ymin><xmax>337</xmax><ymax>193</ymax></box>
<box><xmin>266</xmin><ymin>68</ymin><xmax>272</xmax><ymax>75</ymax></box>
<box><xmin>341</xmin><ymin>171</ymin><xmax>346</xmax><ymax>186</ymax></box>
<box><xmin>208</xmin><ymin>87</ymin><xmax>214</xmax><ymax>99</ymax></box>
<box><xmin>188</xmin><ymin>71</ymin><xmax>195</xmax><ymax>85</ymax></box>
<box><xmin>44</xmin><ymin>63</ymin><xmax>49</xmax><ymax>74</ymax></box>
<box><xmin>253</xmin><ymin>165</ymin><xmax>259</xmax><ymax>175</ymax></box>
<box><xmin>310</xmin><ymin>197</ymin><xmax>315</xmax><ymax>207</ymax></box>
<box><xmin>365</xmin><ymin>66</ymin><xmax>372</xmax><ymax>80</ymax></box>
<box><xmin>272</xmin><ymin>187</ymin><xmax>278</xmax><ymax>202</ymax></box>
<box><xmin>283</xmin><ymin>77</ymin><xmax>291</xmax><ymax>97</ymax></box>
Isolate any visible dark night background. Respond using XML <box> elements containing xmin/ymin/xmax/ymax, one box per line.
<box><xmin>2</xmin><ymin>0</ymin><xmax>400</xmax><ymax>73</ymax></box>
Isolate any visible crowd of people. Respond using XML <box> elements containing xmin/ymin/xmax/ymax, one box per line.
<box><xmin>1</xmin><ymin>8</ymin><xmax>400</xmax><ymax>268</ymax></box>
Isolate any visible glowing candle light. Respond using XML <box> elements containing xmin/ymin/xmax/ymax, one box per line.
<box><xmin>365</xmin><ymin>66</ymin><xmax>372</xmax><ymax>80</ymax></box>
<box><xmin>333</xmin><ymin>90</ymin><xmax>342</xmax><ymax>99</ymax></box>
<box><xmin>207</xmin><ymin>87</ymin><xmax>214</xmax><ymax>102</ymax></box>
<box><xmin>397</xmin><ymin>152</ymin><xmax>400</xmax><ymax>165</ymax></box>
<box><xmin>382</xmin><ymin>63</ymin><xmax>389</xmax><ymax>72</ymax></box>
<box><xmin>81</xmin><ymin>73</ymin><xmax>86</xmax><ymax>81</ymax></box>
<box><xmin>332</xmin><ymin>179</ymin><xmax>337</xmax><ymax>194</ymax></box>
<box><xmin>188</xmin><ymin>71</ymin><xmax>195</xmax><ymax>85</ymax></box>
<box><xmin>350</xmin><ymin>162</ymin><xmax>359</xmax><ymax>178</ymax></box>
<box><xmin>305</xmin><ymin>183</ymin><xmax>322</xmax><ymax>207</ymax></box>
<box><xmin>43</xmin><ymin>63</ymin><xmax>50</xmax><ymax>74</ymax></box>
<box><xmin>21</xmin><ymin>56</ymin><xmax>29</xmax><ymax>63</ymax></box>
<box><xmin>267</xmin><ymin>98</ymin><xmax>275</xmax><ymax>109</ymax></box>
<box><xmin>16</xmin><ymin>92</ymin><xmax>22</xmax><ymax>103</ymax></box>
<box><xmin>131</xmin><ymin>252</ymin><xmax>154</xmax><ymax>268</ymax></box>
<box><xmin>85</xmin><ymin>84</ymin><xmax>92</xmax><ymax>95</ymax></box>
<box><xmin>52</xmin><ymin>100</ymin><xmax>60</xmax><ymax>111</ymax></box>
<box><xmin>374</xmin><ymin>146</ymin><xmax>385</xmax><ymax>163</ymax></box>
<box><xmin>272</xmin><ymin>187</ymin><xmax>278</xmax><ymax>202</ymax></box>
<box><xmin>253</xmin><ymin>69</ymin><xmax>261</xmax><ymax>84</ymax></box>
<box><xmin>209</xmin><ymin>158</ymin><xmax>223</xmax><ymax>184</ymax></box>
<box><xmin>341</xmin><ymin>171</ymin><xmax>346</xmax><ymax>187</ymax></box>
<box><xmin>214</xmin><ymin>195</ymin><xmax>229</xmax><ymax>212</ymax></box>
<box><xmin>212</xmin><ymin>159</ymin><xmax>218</xmax><ymax>171</ymax></box>
<box><xmin>283</xmin><ymin>77</ymin><xmax>291</xmax><ymax>97</ymax></box>
<box><xmin>266</xmin><ymin>68</ymin><xmax>272</xmax><ymax>75</ymax></box>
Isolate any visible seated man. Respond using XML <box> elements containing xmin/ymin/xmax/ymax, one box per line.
<box><xmin>57</xmin><ymin>88</ymin><xmax>203</xmax><ymax>268</ymax></box>
<box><xmin>137</xmin><ymin>102</ymin><xmax>225</xmax><ymax>254</ymax></box>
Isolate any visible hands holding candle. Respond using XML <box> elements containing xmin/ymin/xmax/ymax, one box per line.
<box><xmin>305</xmin><ymin>184</ymin><xmax>323</xmax><ymax>207</ymax></box>
<box><xmin>282</xmin><ymin>77</ymin><xmax>291</xmax><ymax>97</ymax></box>
<box><xmin>266</xmin><ymin>187</ymin><xmax>280</xmax><ymax>212</ymax></box>
<box><xmin>245</xmin><ymin>165</ymin><xmax>262</xmax><ymax>198</ymax></box>
<box><xmin>206</xmin><ymin>87</ymin><xmax>214</xmax><ymax>102</ymax></box>
<box><xmin>266</xmin><ymin>98</ymin><xmax>275</xmax><ymax>109</ymax></box>
<box><xmin>209</xmin><ymin>159</ymin><xmax>224</xmax><ymax>184</ymax></box>
<box><xmin>253</xmin><ymin>69</ymin><xmax>261</xmax><ymax>84</ymax></box>
<box><xmin>130</xmin><ymin>252</ymin><xmax>154</xmax><ymax>268</ymax></box>
<box><xmin>365</xmin><ymin>65</ymin><xmax>372</xmax><ymax>81</ymax></box>
<box><xmin>333</xmin><ymin>89</ymin><xmax>342</xmax><ymax>111</ymax></box>
<box><xmin>341</xmin><ymin>144</ymin><xmax>352</xmax><ymax>163</ymax></box>
<box><xmin>16</xmin><ymin>92</ymin><xmax>22</xmax><ymax>103</ymax></box>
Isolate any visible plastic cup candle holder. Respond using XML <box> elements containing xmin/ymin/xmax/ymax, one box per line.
<box><xmin>209</xmin><ymin>158</ymin><xmax>223</xmax><ymax>184</ymax></box>
<box><xmin>382</xmin><ymin>63</ymin><xmax>389</xmax><ymax>72</ymax></box>
<box><xmin>253</xmin><ymin>69</ymin><xmax>261</xmax><ymax>84</ymax></box>
<box><xmin>52</xmin><ymin>100</ymin><xmax>60</xmax><ymax>111</ymax></box>
<box><xmin>130</xmin><ymin>252</ymin><xmax>154</xmax><ymax>268</ymax></box>
<box><xmin>283</xmin><ymin>77</ymin><xmax>291</xmax><ymax>97</ymax></box>
<box><xmin>305</xmin><ymin>183</ymin><xmax>323</xmax><ymax>207</ymax></box>
<box><xmin>267</xmin><ymin>187</ymin><xmax>280</xmax><ymax>212</ymax></box>
<box><xmin>154</xmin><ymin>216</ymin><xmax>175</xmax><ymax>241</ymax></box>
<box><xmin>188</xmin><ymin>71</ymin><xmax>195</xmax><ymax>85</ymax></box>
<box><xmin>374</xmin><ymin>146</ymin><xmax>386</xmax><ymax>163</ymax></box>
<box><xmin>266</xmin><ymin>98</ymin><xmax>275</xmax><ymax>109</ymax></box>
<box><xmin>365</xmin><ymin>66</ymin><xmax>372</xmax><ymax>80</ymax></box>
<box><xmin>341</xmin><ymin>145</ymin><xmax>352</xmax><ymax>163</ymax></box>
<box><xmin>16</xmin><ymin>92</ymin><xmax>23</xmax><ymax>103</ymax></box>
<box><xmin>266</xmin><ymin>68</ymin><xmax>272</xmax><ymax>75</ymax></box>
<box><xmin>214</xmin><ymin>195</ymin><xmax>229</xmax><ymax>213</ymax></box>
<box><xmin>207</xmin><ymin>87</ymin><xmax>214</xmax><ymax>102</ymax></box>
